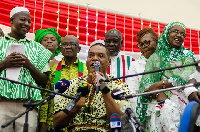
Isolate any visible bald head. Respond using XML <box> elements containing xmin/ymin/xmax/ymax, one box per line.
<box><xmin>105</xmin><ymin>29</ymin><xmax>122</xmax><ymax>40</ymax></box>
<box><xmin>61</xmin><ymin>35</ymin><xmax>79</xmax><ymax>45</ymax></box>
<box><xmin>104</xmin><ymin>29</ymin><xmax>123</xmax><ymax>56</ymax></box>
<box><xmin>60</xmin><ymin>35</ymin><xmax>81</xmax><ymax>58</ymax></box>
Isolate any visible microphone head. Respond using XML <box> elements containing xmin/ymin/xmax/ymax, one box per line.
<box><xmin>110</xmin><ymin>113</ymin><xmax>121</xmax><ymax>130</ymax></box>
<box><xmin>94</xmin><ymin>61</ymin><xmax>100</xmax><ymax>67</ymax></box>
<box><xmin>77</xmin><ymin>83</ymin><xmax>90</xmax><ymax>97</ymax></box>
<box><xmin>179</xmin><ymin>101</ymin><xmax>200</xmax><ymax>132</ymax></box>
<box><xmin>120</xmin><ymin>114</ymin><xmax>135</xmax><ymax>132</ymax></box>
<box><xmin>111</xmin><ymin>89</ymin><xmax>125</xmax><ymax>100</ymax></box>
<box><xmin>55</xmin><ymin>79</ymin><xmax>70</xmax><ymax>93</ymax></box>
<box><xmin>94</xmin><ymin>61</ymin><xmax>100</xmax><ymax>72</ymax></box>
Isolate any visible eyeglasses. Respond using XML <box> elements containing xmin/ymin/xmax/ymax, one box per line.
<box><xmin>170</xmin><ymin>29</ymin><xmax>186</xmax><ymax>38</ymax></box>
<box><xmin>61</xmin><ymin>43</ymin><xmax>78</xmax><ymax>48</ymax></box>
<box><xmin>137</xmin><ymin>40</ymin><xmax>155</xmax><ymax>48</ymax></box>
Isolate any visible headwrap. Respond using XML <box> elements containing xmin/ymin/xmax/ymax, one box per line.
<box><xmin>136</xmin><ymin>22</ymin><xmax>195</xmax><ymax>122</ymax></box>
<box><xmin>35</xmin><ymin>28</ymin><xmax>61</xmax><ymax>56</ymax></box>
<box><xmin>10</xmin><ymin>7</ymin><xmax>30</xmax><ymax>18</ymax></box>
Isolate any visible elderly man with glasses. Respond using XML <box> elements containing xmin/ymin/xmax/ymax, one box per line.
<box><xmin>40</xmin><ymin>35</ymin><xmax>88</xmax><ymax>131</ymax></box>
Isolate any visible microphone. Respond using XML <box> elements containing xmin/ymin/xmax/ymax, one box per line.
<box><xmin>179</xmin><ymin>101</ymin><xmax>200</xmax><ymax>132</ymax></box>
<box><xmin>111</xmin><ymin>89</ymin><xmax>126</xmax><ymax>100</ymax></box>
<box><xmin>94</xmin><ymin>61</ymin><xmax>100</xmax><ymax>94</ymax></box>
<box><xmin>54</xmin><ymin>79</ymin><xmax>71</xmax><ymax>93</ymax></box>
<box><xmin>120</xmin><ymin>114</ymin><xmax>135</xmax><ymax>132</ymax></box>
<box><xmin>23</xmin><ymin>79</ymin><xmax>71</xmax><ymax>108</ymax></box>
<box><xmin>110</xmin><ymin>113</ymin><xmax>121</xmax><ymax>132</ymax></box>
<box><xmin>64</xmin><ymin>83</ymin><xmax>90</xmax><ymax>114</ymax></box>
<box><xmin>119</xmin><ymin>100</ymin><xmax>145</xmax><ymax>132</ymax></box>
<box><xmin>54</xmin><ymin>79</ymin><xmax>71</xmax><ymax>102</ymax></box>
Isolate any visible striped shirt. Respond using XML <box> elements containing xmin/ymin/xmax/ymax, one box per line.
<box><xmin>107</xmin><ymin>53</ymin><xmax>134</xmax><ymax>82</ymax></box>
<box><xmin>0</xmin><ymin>34</ymin><xmax>52</xmax><ymax>101</ymax></box>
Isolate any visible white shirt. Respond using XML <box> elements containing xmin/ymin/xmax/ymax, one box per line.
<box><xmin>126</xmin><ymin>55</ymin><xmax>147</xmax><ymax>94</ymax></box>
<box><xmin>108</xmin><ymin>52</ymin><xmax>133</xmax><ymax>82</ymax></box>
<box><xmin>125</xmin><ymin>55</ymin><xmax>147</xmax><ymax>109</ymax></box>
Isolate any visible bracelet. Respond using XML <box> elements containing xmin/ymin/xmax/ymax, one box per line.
<box><xmin>155</xmin><ymin>93</ymin><xmax>160</xmax><ymax>98</ymax></box>
<box><xmin>101</xmin><ymin>86</ymin><xmax>110</xmax><ymax>94</ymax></box>
<box><xmin>162</xmin><ymin>81</ymin><xmax>165</xmax><ymax>89</ymax></box>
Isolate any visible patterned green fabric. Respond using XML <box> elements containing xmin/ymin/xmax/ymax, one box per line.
<box><xmin>136</xmin><ymin>22</ymin><xmax>195</xmax><ymax>123</ymax></box>
<box><xmin>39</xmin><ymin>58</ymin><xmax>88</xmax><ymax>130</ymax></box>
<box><xmin>54</xmin><ymin>75</ymin><xmax>130</xmax><ymax>132</ymax></box>
<box><xmin>0</xmin><ymin>34</ymin><xmax>52</xmax><ymax>101</ymax></box>
<box><xmin>54</xmin><ymin>59</ymin><xmax>85</xmax><ymax>85</ymax></box>
<box><xmin>34</xmin><ymin>28</ymin><xmax>61</xmax><ymax>56</ymax></box>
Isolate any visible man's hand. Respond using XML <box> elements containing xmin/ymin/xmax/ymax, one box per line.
<box><xmin>88</xmin><ymin>71</ymin><xmax>105</xmax><ymax>85</ymax></box>
<box><xmin>2</xmin><ymin>52</ymin><xmax>26</xmax><ymax>68</ymax></box>
<box><xmin>188</xmin><ymin>91</ymin><xmax>200</xmax><ymax>104</ymax></box>
<box><xmin>15</xmin><ymin>54</ymin><xmax>32</xmax><ymax>69</ymax></box>
<box><xmin>39</xmin><ymin>122</ymin><xmax>48</xmax><ymax>132</ymax></box>
<box><xmin>74</xmin><ymin>97</ymin><xmax>86</xmax><ymax>112</ymax></box>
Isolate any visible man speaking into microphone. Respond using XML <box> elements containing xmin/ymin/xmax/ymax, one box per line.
<box><xmin>53</xmin><ymin>40</ymin><xmax>130</xmax><ymax>132</ymax></box>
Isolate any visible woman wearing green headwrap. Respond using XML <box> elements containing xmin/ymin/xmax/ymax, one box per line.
<box><xmin>35</xmin><ymin>28</ymin><xmax>62</xmax><ymax>132</ymax></box>
<box><xmin>35</xmin><ymin>28</ymin><xmax>61</xmax><ymax>66</ymax></box>
<box><xmin>136</xmin><ymin>22</ymin><xmax>195</xmax><ymax>131</ymax></box>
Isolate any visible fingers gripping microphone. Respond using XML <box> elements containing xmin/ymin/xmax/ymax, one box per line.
<box><xmin>94</xmin><ymin>61</ymin><xmax>100</xmax><ymax>94</ymax></box>
<box><xmin>64</xmin><ymin>83</ymin><xmax>90</xmax><ymax>114</ymax></box>
<box><xmin>110</xmin><ymin>113</ymin><xmax>121</xmax><ymax>132</ymax></box>
<box><xmin>111</xmin><ymin>89</ymin><xmax>126</xmax><ymax>100</ymax></box>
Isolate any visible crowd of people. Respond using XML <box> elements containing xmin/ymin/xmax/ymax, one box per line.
<box><xmin>0</xmin><ymin>6</ymin><xmax>199</xmax><ymax>132</ymax></box>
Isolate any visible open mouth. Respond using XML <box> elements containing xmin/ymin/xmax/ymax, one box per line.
<box><xmin>46</xmin><ymin>44</ymin><xmax>53</xmax><ymax>47</ymax></box>
<box><xmin>174</xmin><ymin>38</ymin><xmax>182</xmax><ymax>43</ymax></box>
<box><xmin>109</xmin><ymin>49</ymin><xmax>115</xmax><ymax>52</ymax></box>
<box><xmin>90</xmin><ymin>63</ymin><xmax>95</xmax><ymax>68</ymax></box>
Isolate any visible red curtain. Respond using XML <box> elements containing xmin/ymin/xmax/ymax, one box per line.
<box><xmin>0</xmin><ymin>0</ymin><xmax>199</xmax><ymax>54</ymax></box>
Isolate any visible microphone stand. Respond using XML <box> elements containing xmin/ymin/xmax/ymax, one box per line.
<box><xmin>125</xmin><ymin>83</ymin><xmax>195</xmax><ymax>99</ymax></box>
<box><xmin>1</xmin><ymin>82</ymin><xmax>34</xmax><ymax>132</ymax></box>
<box><xmin>104</xmin><ymin>61</ymin><xmax>200</xmax><ymax>82</ymax></box>
<box><xmin>1</xmin><ymin>86</ymin><xmax>72</xmax><ymax>131</ymax></box>
<box><xmin>0</xmin><ymin>76</ymin><xmax>75</xmax><ymax>99</ymax></box>
<box><xmin>23</xmin><ymin>82</ymin><xmax>31</xmax><ymax>132</ymax></box>
<box><xmin>0</xmin><ymin>77</ymin><xmax>76</xmax><ymax>131</ymax></box>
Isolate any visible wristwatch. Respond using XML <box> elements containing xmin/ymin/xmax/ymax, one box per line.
<box><xmin>101</xmin><ymin>86</ymin><xmax>110</xmax><ymax>94</ymax></box>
